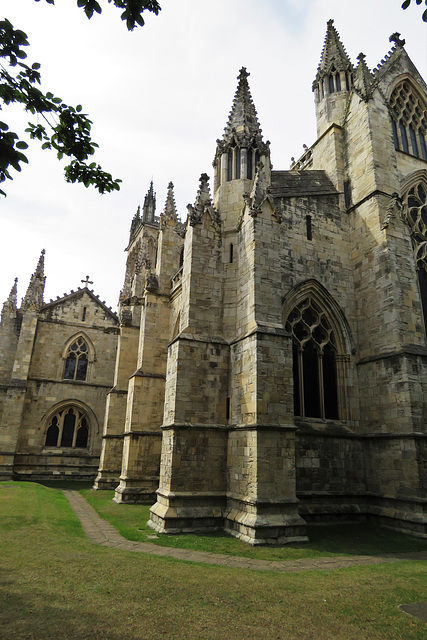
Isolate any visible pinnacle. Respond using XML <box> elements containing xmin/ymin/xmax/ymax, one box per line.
<box><xmin>160</xmin><ymin>181</ymin><xmax>178</xmax><ymax>228</ymax></box>
<box><xmin>314</xmin><ymin>19</ymin><xmax>352</xmax><ymax>83</ymax></box>
<box><xmin>142</xmin><ymin>180</ymin><xmax>156</xmax><ymax>223</ymax></box>
<box><xmin>21</xmin><ymin>249</ymin><xmax>46</xmax><ymax>311</ymax></box>
<box><xmin>221</xmin><ymin>67</ymin><xmax>264</xmax><ymax>147</ymax></box>
<box><xmin>1</xmin><ymin>277</ymin><xmax>18</xmax><ymax>318</ymax></box>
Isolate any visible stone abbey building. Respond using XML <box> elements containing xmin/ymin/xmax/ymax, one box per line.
<box><xmin>1</xmin><ymin>21</ymin><xmax>427</xmax><ymax>543</ymax></box>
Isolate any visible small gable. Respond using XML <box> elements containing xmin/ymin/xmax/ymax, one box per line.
<box><xmin>39</xmin><ymin>288</ymin><xmax>118</xmax><ymax>328</ymax></box>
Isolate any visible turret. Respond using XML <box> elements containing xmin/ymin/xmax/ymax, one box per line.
<box><xmin>313</xmin><ymin>20</ymin><xmax>354</xmax><ymax>137</ymax></box>
<box><xmin>213</xmin><ymin>67</ymin><xmax>270</xmax><ymax>194</ymax></box>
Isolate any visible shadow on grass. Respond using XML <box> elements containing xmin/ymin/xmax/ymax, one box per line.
<box><xmin>80</xmin><ymin>488</ymin><xmax>427</xmax><ymax>561</ymax></box>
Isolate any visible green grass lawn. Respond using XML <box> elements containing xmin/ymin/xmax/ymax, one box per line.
<box><xmin>81</xmin><ymin>487</ymin><xmax>427</xmax><ymax>561</ymax></box>
<box><xmin>1</xmin><ymin>481</ymin><xmax>426</xmax><ymax>640</ymax></box>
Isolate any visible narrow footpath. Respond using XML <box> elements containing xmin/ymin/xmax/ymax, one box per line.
<box><xmin>64</xmin><ymin>490</ymin><xmax>427</xmax><ymax>573</ymax></box>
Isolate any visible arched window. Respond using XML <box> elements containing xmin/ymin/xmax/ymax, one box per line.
<box><xmin>390</xmin><ymin>81</ymin><xmax>427</xmax><ymax>160</ymax></box>
<box><xmin>63</xmin><ymin>337</ymin><xmax>88</xmax><ymax>381</ymax></box>
<box><xmin>286</xmin><ymin>296</ymin><xmax>339</xmax><ymax>420</ymax></box>
<box><xmin>44</xmin><ymin>406</ymin><xmax>90</xmax><ymax>449</ymax></box>
<box><xmin>402</xmin><ymin>174</ymin><xmax>427</xmax><ymax>335</ymax></box>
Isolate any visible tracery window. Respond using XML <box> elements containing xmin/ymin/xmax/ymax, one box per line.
<box><xmin>390</xmin><ymin>81</ymin><xmax>427</xmax><ymax>160</ymax></box>
<box><xmin>45</xmin><ymin>407</ymin><xmax>89</xmax><ymax>448</ymax></box>
<box><xmin>286</xmin><ymin>297</ymin><xmax>339</xmax><ymax>419</ymax></box>
<box><xmin>403</xmin><ymin>179</ymin><xmax>427</xmax><ymax>334</ymax></box>
<box><xmin>63</xmin><ymin>337</ymin><xmax>88</xmax><ymax>381</ymax></box>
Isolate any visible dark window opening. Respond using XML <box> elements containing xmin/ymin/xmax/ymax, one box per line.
<box><xmin>227</xmin><ymin>150</ymin><xmax>233</xmax><ymax>181</ymax></box>
<box><xmin>399</xmin><ymin>122</ymin><xmax>409</xmax><ymax>153</ymax></box>
<box><xmin>392</xmin><ymin>119</ymin><xmax>399</xmax><ymax>150</ymax></box>
<box><xmin>247</xmin><ymin>149</ymin><xmax>253</xmax><ymax>179</ymax></box>
<box><xmin>306</xmin><ymin>215</ymin><xmax>312</xmax><ymax>241</ymax></box>
<box><xmin>64</xmin><ymin>337</ymin><xmax>89</xmax><ymax>382</ymax></box>
<box><xmin>418</xmin><ymin>263</ymin><xmax>427</xmax><ymax>339</ymax></box>
<box><xmin>179</xmin><ymin>248</ymin><xmax>184</xmax><ymax>268</ymax></box>
<box><xmin>45</xmin><ymin>407</ymin><xmax>90</xmax><ymax>449</ymax></box>
<box><xmin>45</xmin><ymin>419</ymin><xmax>59</xmax><ymax>446</ymax></box>
<box><xmin>229</xmin><ymin>243</ymin><xmax>234</xmax><ymax>263</ymax></box>
<box><xmin>82</xmin><ymin>307</ymin><xmax>87</xmax><ymax>322</ymax></box>
<box><xmin>226</xmin><ymin>397</ymin><xmax>231</xmax><ymax>421</ymax></box>
<box><xmin>410</xmin><ymin>126</ymin><xmax>419</xmax><ymax>157</ymax></box>
<box><xmin>323</xmin><ymin>345</ymin><xmax>339</xmax><ymax>419</ymax></box>
<box><xmin>419</xmin><ymin>132</ymin><xmax>427</xmax><ymax>161</ymax></box>
<box><xmin>329</xmin><ymin>75</ymin><xmax>335</xmax><ymax>94</ymax></box>
<box><xmin>335</xmin><ymin>74</ymin><xmax>341</xmax><ymax>92</ymax></box>
<box><xmin>344</xmin><ymin>180</ymin><xmax>351</xmax><ymax>209</ymax></box>
<box><xmin>302</xmin><ymin>342</ymin><xmax>321</xmax><ymax>418</ymax></box>
<box><xmin>235</xmin><ymin>148</ymin><xmax>241</xmax><ymax>180</ymax></box>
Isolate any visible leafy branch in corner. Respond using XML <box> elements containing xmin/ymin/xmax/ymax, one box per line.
<box><xmin>0</xmin><ymin>1</ymin><xmax>161</xmax><ymax>196</ymax></box>
<box><xmin>401</xmin><ymin>0</ymin><xmax>427</xmax><ymax>22</ymax></box>
<box><xmin>36</xmin><ymin>0</ymin><xmax>161</xmax><ymax>31</ymax></box>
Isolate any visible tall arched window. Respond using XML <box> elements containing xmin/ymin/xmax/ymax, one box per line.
<box><xmin>44</xmin><ymin>406</ymin><xmax>90</xmax><ymax>449</ymax></box>
<box><xmin>390</xmin><ymin>81</ymin><xmax>427</xmax><ymax>160</ymax></box>
<box><xmin>286</xmin><ymin>296</ymin><xmax>339</xmax><ymax>420</ymax></box>
<box><xmin>63</xmin><ymin>336</ymin><xmax>89</xmax><ymax>381</ymax></box>
<box><xmin>402</xmin><ymin>174</ymin><xmax>427</xmax><ymax>335</ymax></box>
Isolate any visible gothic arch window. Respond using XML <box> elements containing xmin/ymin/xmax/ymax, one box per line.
<box><xmin>63</xmin><ymin>337</ymin><xmax>88</xmax><ymax>381</ymax></box>
<box><xmin>402</xmin><ymin>174</ymin><xmax>427</xmax><ymax>334</ymax></box>
<box><xmin>44</xmin><ymin>406</ymin><xmax>90</xmax><ymax>449</ymax></box>
<box><xmin>390</xmin><ymin>80</ymin><xmax>427</xmax><ymax>161</ymax></box>
<box><xmin>62</xmin><ymin>334</ymin><xmax>94</xmax><ymax>382</ymax></box>
<box><xmin>284</xmin><ymin>284</ymin><xmax>352</xmax><ymax>421</ymax></box>
<box><xmin>286</xmin><ymin>297</ymin><xmax>338</xmax><ymax>419</ymax></box>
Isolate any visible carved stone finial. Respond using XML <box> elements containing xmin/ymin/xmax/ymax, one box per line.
<box><xmin>389</xmin><ymin>32</ymin><xmax>405</xmax><ymax>48</ymax></box>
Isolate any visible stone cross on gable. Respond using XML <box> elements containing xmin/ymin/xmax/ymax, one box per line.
<box><xmin>81</xmin><ymin>276</ymin><xmax>93</xmax><ymax>287</ymax></box>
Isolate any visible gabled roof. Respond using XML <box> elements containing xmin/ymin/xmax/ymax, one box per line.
<box><xmin>40</xmin><ymin>286</ymin><xmax>119</xmax><ymax>323</ymax></box>
<box><xmin>270</xmin><ymin>171</ymin><xmax>338</xmax><ymax>198</ymax></box>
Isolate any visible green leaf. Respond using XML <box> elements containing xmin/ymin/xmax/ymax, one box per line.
<box><xmin>401</xmin><ymin>0</ymin><xmax>411</xmax><ymax>7</ymax></box>
<box><xmin>16</xmin><ymin>141</ymin><xmax>28</xmax><ymax>149</ymax></box>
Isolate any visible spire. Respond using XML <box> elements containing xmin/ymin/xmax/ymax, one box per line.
<box><xmin>314</xmin><ymin>19</ymin><xmax>353</xmax><ymax>87</ymax></box>
<box><xmin>218</xmin><ymin>68</ymin><xmax>268</xmax><ymax>153</ymax></box>
<box><xmin>354</xmin><ymin>52</ymin><xmax>374</xmax><ymax>101</ymax></box>
<box><xmin>21</xmin><ymin>249</ymin><xmax>46</xmax><ymax>311</ymax></box>
<box><xmin>1</xmin><ymin>278</ymin><xmax>18</xmax><ymax>320</ymax></box>
<box><xmin>129</xmin><ymin>204</ymin><xmax>141</xmax><ymax>240</ymax></box>
<box><xmin>160</xmin><ymin>182</ymin><xmax>178</xmax><ymax>229</ymax></box>
<box><xmin>142</xmin><ymin>180</ymin><xmax>156</xmax><ymax>223</ymax></box>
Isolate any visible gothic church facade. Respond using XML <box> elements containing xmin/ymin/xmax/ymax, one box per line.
<box><xmin>2</xmin><ymin>21</ymin><xmax>427</xmax><ymax>544</ymax></box>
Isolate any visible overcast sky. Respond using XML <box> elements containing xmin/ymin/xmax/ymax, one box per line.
<box><xmin>1</xmin><ymin>0</ymin><xmax>426</xmax><ymax>310</ymax></box>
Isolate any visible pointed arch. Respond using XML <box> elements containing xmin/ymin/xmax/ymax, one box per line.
<box><xmin>400</xmin><ymin>170</ymin><xmax>427</xmax><ymax>338</ymax></box>
<box><xmin>283</xmin><ymin>280</ymin><xmax>352</xmax><ymax>421</ymax></box>
<box><xmin>61</xmin><ymin>332</ymin><xmax>95</xmax><ymax>382</ymax></box>
<box><xmin>42</xmin><ymin>400</ymin><xmax>98</xmax><ymax>450</ymax></box>
<box><xmin>388</xmin><ymin>77</ymin><xmax>427</xmax><ymax>160</ymax></box>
